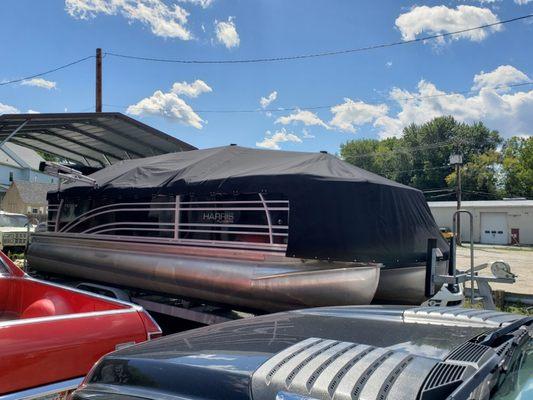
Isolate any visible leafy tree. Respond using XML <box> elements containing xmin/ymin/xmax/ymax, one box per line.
<box><xmin>37</xmin><ymin>151</ymin><xmax>63</xmax><ymax>162</ymax></box>
<box><xmin>340</xmin><ymin>116</ymin><xmax>503</xmax><ymax>199</ymax></box>
<box><xmin>340</xmin><ymin>139</ymin><xmax>380</xmax><ymax>173</ymax></box>
<box><xmin>402</xmin><ymin>117</ymin><xmax>501</xmax><ymax>191</ymax></box>
<box><xmin>339</xmin><ymin>137</ymin><xmax>412</xmax><ymax>185</ymax></box>
<box><xmin>502</xmin><ymin>137</ymin><xmax>533</xmax><ymax>198</ymax></box>
<box><xmin>445</xmin><ymin>151</ymin><xmax>502</xmax><ymax>200</ymax></box>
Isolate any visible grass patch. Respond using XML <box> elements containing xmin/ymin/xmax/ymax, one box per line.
<box><xmin>463</xmin><ymin>299</ymin><xmax>532</xmax><ymax>315</ymax></box>
<box><xmin>501</xmin><ymin>302</ymin><xmax>533</xmax><ymax>316</ymax></box>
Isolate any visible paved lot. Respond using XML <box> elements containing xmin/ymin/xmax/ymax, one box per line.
<box><xmin>456</xmin><ymin>245</ymin><xmax>533</xmax><ymax>295</ymax></box>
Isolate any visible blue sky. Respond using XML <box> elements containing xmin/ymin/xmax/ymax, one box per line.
<box><xmin>0</xmin><ymin>0</ymin><xmax>532</xmax><ymax>154</ymax></box>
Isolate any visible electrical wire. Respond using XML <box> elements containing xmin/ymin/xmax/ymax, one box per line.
<box><xmin>0</xmin><ymin>55</ymin><xmax>94</xmax><ymax>86</ymax></box>
<box><xmin>0</xmin><ymin>14</ymin><xmax>529</xmax><ymax>90</ymax></box>
<box><xmin>342</xmin><ymin>137</ymin><xmax>481</xmax><ymax>160</ymax></box>
<box><xmin>422</xmin><ymin>188</ymin><xmax>455</xmax><ymax>193</ymax></box>
<box><xmin>105</xmin><ymin>14</ymin><xmax>532</xmax><ymax>64</ymax></box>
<box><xmin>99</xmin><ymin>81</ymin><xmax>533</xmax><ymax>114</ymax></box>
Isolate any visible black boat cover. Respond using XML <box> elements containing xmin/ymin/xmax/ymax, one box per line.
<box><xmin>51</xmin><ymin>145</ymin><xmax>449</xmax><ymax>265</ymax></box>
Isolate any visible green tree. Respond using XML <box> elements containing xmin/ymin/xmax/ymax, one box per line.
<box><xmin>339</xmin><ymin>139</ymin><xmax>380</xmax><ymax>173</ymax></box>
<box><xmin>445</xmin><ymin>151</ymin><xmax>502</xmax><ymax>200</ymax></box>
<box><xmin>340</xmin><ymin>137</ymin><xmax>412</xmax><ymax>184</ymax></box>
<box><xmin>502</xmin><ymin>137</ymin><xmax>533</xmax><ymax>198</ymax></box>
<box><xmin>340</xmin><ymin>116</ymin><xmax>503</xmax><ymax>199</ymax></box>
<box><xmin>402</xmin><ymin>117</ymin><xmax>501</xmax><ymax>191</ymax></box>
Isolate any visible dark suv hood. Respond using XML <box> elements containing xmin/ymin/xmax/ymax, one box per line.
<box><xmin>75</xmin><ymin>306</ymin><xmax>520</xmax><ymax>400</ymax></box>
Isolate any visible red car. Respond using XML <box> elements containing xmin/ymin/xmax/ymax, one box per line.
<box><xmin>0</xmin><ymin>252</ymin><xmax>161</xmax><ymax>399</ymax></box>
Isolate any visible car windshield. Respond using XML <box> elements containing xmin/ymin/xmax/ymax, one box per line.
<box><xmin>0</xmin><ymin>214</ymin><xmax>28</xmax><ymax>228</ymax></box>
<box><xmin>491</xmin><ymin>335</ymin><xmax>533</xmax><ymax>400</ymax></box>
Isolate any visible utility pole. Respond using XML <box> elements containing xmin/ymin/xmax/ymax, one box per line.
<box><xmin>450</xmin><ymin>154</ymin><xmax>463</xmax><ymax>245</ymax></box>
<box><xmin>95</xmin><ymin>48</ymin><xmax>102</xmax><ymax>113</ymax></box>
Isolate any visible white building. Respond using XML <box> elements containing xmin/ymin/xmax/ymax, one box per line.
<box><xmin>428</xmin><ymin>200</ymin><xmax>533</xmax><ymax>245</ymax></box>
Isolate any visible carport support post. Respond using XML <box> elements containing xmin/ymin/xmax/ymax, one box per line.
<box><xmin>96</xmin><ymin>48</ymin><xmax>102</xmax><ymax>113</ymax></box>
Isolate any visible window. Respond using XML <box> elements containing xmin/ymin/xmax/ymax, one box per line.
<box><xmin>0</xmin><ymin>214</ymin><xmax>28</xmax><ymax>228</ymax></box>
<box><xmin>54</xmin><ymin>193</ymin><xmax>289</xmax><ymax>251</ymax></box>
<box><xmin>177</xmin><ymin>193</ymin><xmax>289</xmax><ymax>247</ymax></box>
<box><xmin>8</xmin><ymin>172</ymin><xmax>13</xmax><ymax>182</ymax></box>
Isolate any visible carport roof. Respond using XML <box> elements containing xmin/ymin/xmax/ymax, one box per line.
<box><xmin>0</xmin><ymin>112</ymin><xmax>196</xmax><ymax>167</ymax></box>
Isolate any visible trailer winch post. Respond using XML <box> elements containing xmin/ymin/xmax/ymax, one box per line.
<box><xmin>452</xmin><ymin>210</ymin><xmax>475</xmax><ymax>304</ymax></box>
<box><xmin>425</xmin><ymin>238</ymin><xmax>437</xmax><ymax>298</ymax></box>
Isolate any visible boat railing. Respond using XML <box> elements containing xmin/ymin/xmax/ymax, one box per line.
<box><xmin>48</xmin><ymin>195</ymin><xmax>289</xmax><ymax>252</ymax></box>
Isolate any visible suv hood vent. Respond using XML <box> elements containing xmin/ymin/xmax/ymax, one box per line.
<box><xmin>447</xmin><ymin>342</ymin><xmax>491</xmax><ymax>366</ymax></box>
<box><xmin>403</xmin><ymin>307</ymin><xmax>520</xmax><ymax>328</ymax></box>
<box><xmin>419</xmin><ymin>338</ymin><xmax>499</xmax><ymax>400</ymax></box>
<box><xmin>420</xmin><ymin>363</ymin><xmax>470</xmax><ymax>400</ymax></box>
<box><xmin>251</xmin><ymin>337</ymin><xmax>438</xmax><ymax>400</ymax></box>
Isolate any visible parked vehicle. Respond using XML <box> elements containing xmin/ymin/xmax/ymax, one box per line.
<box><xmin>439</xmin><ymin>226</ymin><xmax>454</xmax><ymax>240</ymax></box>
<box><xmin>28</xmin><ymin>146</ymin><xmax>449</xmax><ymax>317</ymax></box>
<box><xmin>0</xmin><ymin>251</ymin><xmax>161</xmax><ymax>400</ymax></box>
<box><xmin>71</xmin><ymin>305</ymin><xmax>531</xmax><ymax>400</ymax></box>
<box><xmin>0</xmin><ymin>211</ymin><xmax>33</xmax><ymax>252</ymax></box>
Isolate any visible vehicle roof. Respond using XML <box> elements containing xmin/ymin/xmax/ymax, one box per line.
<box><xmin>0</xmin><ymin>211</ymin><xmax>27</xmax><ymax>217</ymax></box>
<box><xmin>78</xmin><ymin>306</ymin><xmax>521</xmax><ymax>400</ymax></box>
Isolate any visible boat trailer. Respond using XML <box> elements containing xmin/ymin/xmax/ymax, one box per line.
<box><xmin>424</xmin><ymin>210</ymin><xmax>517</xmax><ymax>309</ymax></box>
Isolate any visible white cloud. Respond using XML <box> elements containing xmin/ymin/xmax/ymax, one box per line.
<box><xmin>395</xmin><ymin>5</ymin><xmax>501</xmax><ymax>43</ymax></box>
<box><xmin>302</xmin><ymin>128</ymin><xmax>315</xmax><ymax>139</ymax></box>
<box><xmin>472</xmin><ymin>0</ymin><xmax>532</xmax><ymax>3</ymax></box>
<box><xmin>215</xmin><ymin>16</ymin><xmax>240</xmax><ymax>48</ymax></box>
<box><xmin>306</xmin><ymin>65</ymin><xmax>532</xmax><ymax>139</ymax></box>
<box><xmin>27</xmin><ymin>109</ymin><xmax>40</xmax><ymax>114</ymax></box>
<box><xmin>374</xmin><ymin>72</ymin><xmax>533</xmax><ymax>139</ymax></box>
<box><xmin>275</xmin><ymin>109</ymin><xmax>330</xmax><ymax>129</ymax></box>
<box><xmin>256</xmin><ymin>128</ymin><xmax>302</xmax><ymax>150</ymax></box>
<box><xmin>386</xmin><ymin>61</ymin><xmax>393</xmax><ymax>68</ymax></box>
<box><xmin>260</xmin><ymin>91</ymin><xmax>278</xmax><ymax>109</ymax></box>
<box><xmin>473</xmin><ymin>65</ymin><xmax>530</xmax><ymax>91</ymax></box>
<box><xmin>329</xmin><ymin>98</ymin><xmax>389</xmax><ymax>133</ymax></box>
<box><xmin>21</xmin><ymin>78</ymin><xmax>57</xmax><ymax>90</ymax></box>
<box><xmin>0</xmin><ymin>103</ymin><xmax>20</xmax><ymax>114</ymax></box>
<box><xmin>126</xmin><ymin>80</ymin><xmax>211</xmax><ymax>129</ymax></box>
<box><xmin>65</xmin><ymin>0</ymin><xmax>192</xmax><ymax>40</ymax></box>
<box><xmin>177</xmin><ymin>0</ymin><xmax>213</xmax><ymax>8</ymax></box>
<box><xmin>171</xmin><ymin>79</ymin><xmax>212</xmax><ymax>97</ymax></box>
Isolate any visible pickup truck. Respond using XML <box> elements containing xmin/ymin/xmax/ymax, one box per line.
<box><xmin>0</xmin><ymin>252</ymin><xmax>161</xmax><ymax>400</ymax></box>
<box><xmin>0</xmin><ymin>211</ymin><xmax>33</xmax><ymax>252</ymax></box>
<box><xmin>72</xmin><ymin>305</ymin><xmax>531</xmax><ymax>400</ymax></box>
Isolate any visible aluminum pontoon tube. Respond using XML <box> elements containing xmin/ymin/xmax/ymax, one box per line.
<box><xmin>373</xmin><ymin>261</ymin><xmax>448</xmax><ymax>304</ymax></box>
<box><xmin>27</xmin><ymin>234</ymin><xmax>380</xmax><ymax>312</ymax></box>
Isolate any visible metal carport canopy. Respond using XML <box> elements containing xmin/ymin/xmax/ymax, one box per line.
<box><xmin>0</xmin><ymin>112</ymin><xmax>196</xmax><ymax>167</ymax></box>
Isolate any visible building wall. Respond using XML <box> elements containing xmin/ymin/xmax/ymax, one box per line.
<box><xmin>429</xmin><ymin>205</ymin><xmax>533</xmax><ymax>245</ymax></box>
<box><xmin>0</xmin><ymin>164</ymin><xmax>56</xmax><ymax>187</ymax></box>
<box><xmin>1</xmin><ymin>188</ymin><xmax>25</xmax><ymax>214</ymax></box>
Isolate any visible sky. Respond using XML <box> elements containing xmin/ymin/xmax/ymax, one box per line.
<box><xmin>0</xmin><ymin>0</ymin><xmax>532</xmax><ymax>154</ymax></box>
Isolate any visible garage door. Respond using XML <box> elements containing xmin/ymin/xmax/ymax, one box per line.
<box><xmin>480</xmin><ymin>212</ymin><xmax>508</xmax><ymax>245</ymax></box>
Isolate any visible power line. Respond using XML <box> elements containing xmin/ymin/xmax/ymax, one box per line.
<box><xmin>105</xmin><ymin>14</ymin><xmax>532</xmax><ymax>64</ymax></box>
<box><xmin>343</xmin><ymin>137</ymin><xmax>480</xmax><ymax>160</ymax></box>
<box><xmin>0</xmin><ymin>55</ymin><xmax>94</xmax><ymax>86</ymax></box>
<box><xmin>423</xmin><ymin>188</ymin><xmax>455</xmax><ymax>194</ymax></box>
<box><xmin>463</xmin><ymin>190</ymin><xmax>502</xmax><ymax>198</ymax></box>
<box><xmin>426</xmin><ymin>192</ymin><xmax>456</xmax><ymax>199</ymax></box>
<box><xmin>101</xmin><ymin>81</ymin><xmax>532</xmax><ymax>114</ymax></box>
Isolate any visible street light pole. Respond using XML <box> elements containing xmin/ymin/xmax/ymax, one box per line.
<box><xmin>450</xmin><ymin>154</ymin><xmax>463</xmax><ymax>245</ymax></box>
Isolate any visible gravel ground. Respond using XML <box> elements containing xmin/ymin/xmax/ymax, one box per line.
<box><xmin>455</xmin><ymin>245</ymin><xmax>533</xmax><ymax>295</ymax></box>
